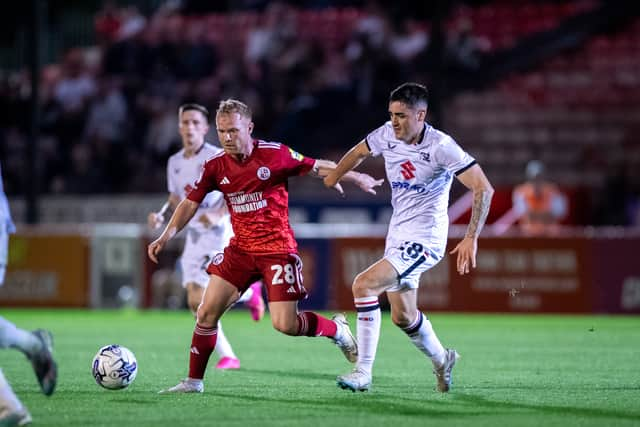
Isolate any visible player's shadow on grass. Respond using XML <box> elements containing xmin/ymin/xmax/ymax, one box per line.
<box><xmin>107</xmin><ymin>398</ymin><xmax>160</xmax><ymax>404</ymax></box>
<box><xmin>464</xmin><ymin>384</ymin><xmax>640</xmax><ymax>391</ymax></box>
<box><xmin>207</xmin><ymin>389</ymin><xmax>477</xmax><ymax>418</ymax></box>
<box><xmin>208</xmin><ymin>368</ymin><xmax>484</xmax><ymax>418</ymax></box>
<box><xmin>454</xmin><ymin>393</ymin><xmax>640</xmax><ymax>421</ymax></box>
<box><xmin>215</xmin><ymin>368</ymin><xmax>640</xmax><ymax>421</ymax></box>
<box><xmin>241</xmin><ymin>368</ymin><xmax>330</xmax><ymax>382</ymax></box>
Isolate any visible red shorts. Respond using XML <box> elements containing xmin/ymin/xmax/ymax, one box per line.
<box><xmin>206</xmin><ymin>244</ymin><xmax>308</xmax><ymax>302</ymax></box>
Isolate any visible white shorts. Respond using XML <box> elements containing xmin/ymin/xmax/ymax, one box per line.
<box><xmin>179</xmin><ymin>227</ymin><xmax>231</xmax><ymax>288</ymax></box>
<box><xmin>384</xmin><ymin>237</ymin><xmax>444</xmax><ymax>292</ymax></box>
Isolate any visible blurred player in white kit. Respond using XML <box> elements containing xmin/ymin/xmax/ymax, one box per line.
<box><xmin>0</xmin><ymin>162</ymin><xmax>57</xmax><ymax>426</ymax></box>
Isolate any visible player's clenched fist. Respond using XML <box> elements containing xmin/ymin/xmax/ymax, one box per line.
<box><xmin>147</xmin><ymin>239</ymin><xmax>165</xmax><ymax>264</ymax></box>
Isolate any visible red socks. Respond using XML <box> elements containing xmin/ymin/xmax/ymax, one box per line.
<box><xmin>188</xmin><ymin>324</ymin><xmax>217</xmax><ymax>379</ymax></box>
<box><xmin>296</xmin><ymin>312</ymin><xmax>338</xmax><ymax>337</ymax></box>
<box><xmin>187</xmin><ymin>313</ymin><xmax>337</xmax><ymax>379</ymax></box>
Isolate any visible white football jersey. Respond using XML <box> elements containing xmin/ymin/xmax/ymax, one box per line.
<box><xmin>167</xmin><ymin>143</ymin><xmax>229</xmax><ymax>234</ymax></box>
<box><xmin>367</xmin><ymin>122</ymin><xmax>476</xmax><ymax>253</ymax></box>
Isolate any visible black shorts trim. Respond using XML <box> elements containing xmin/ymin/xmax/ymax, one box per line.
<box><xmin>398</xmin><ymin>254</ymin><xmax>427</xmax><ymax>280</ymax></box>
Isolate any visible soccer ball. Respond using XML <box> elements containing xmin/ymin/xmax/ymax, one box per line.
<box><xmin>92</xmin><ymin>344</ymin><xmax>138</xmax><ymax>390</ymax></box>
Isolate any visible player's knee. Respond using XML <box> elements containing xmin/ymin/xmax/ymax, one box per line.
<box><xmin>188</xmin><ymin>299</ymin><xmax>200</xmax><ymax>315</ymax></box>
<box><xmin>352</xmin><ymin>272</ymin><xmax>376</xmax><ymax>297</ymax></box>
<box><xmin>272</xmin><ymin>318</ymin><xmax>297</xmax><ymax>336</ymax></box>
<box><xmin>391</xmin><ymin>310</ymin><xmax>412</xmax><ymax>328</ymax></box>
<box><xmin>195</xmin><ymin>305</ymin><xmax>217</xmax><ymax>328</ymax></box>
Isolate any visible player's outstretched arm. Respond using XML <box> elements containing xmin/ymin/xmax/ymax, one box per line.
<box><xmin>148</xmin><ymin>193</ymin><xmax>180</xmax><ymax>230</ymax></box>
<box><xmin>319</xmin><ymin>141</ymin><xmax>383</xmax><ymax>195</ymax></box>
<box><xmin>147</xmin><ymin>199</ymin><xmax>199</xmax><ymax>263</ymax></box>
<box><xmin>449</xmin><ymin>164</ymin><xmax>494</xmax><ymax>275</ymax></box>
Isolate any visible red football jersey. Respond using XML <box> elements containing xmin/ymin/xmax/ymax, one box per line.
<box><xmin>187</xmin><ymin>140</ymin><xmax>316</xmax><ymax>254</ymax></box>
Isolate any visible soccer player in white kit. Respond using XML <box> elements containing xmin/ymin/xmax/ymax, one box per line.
<box><xmin>325</xmin><ymin>83</ymin><xmax>494</xmax><ymax>392</ymax></box>
<box><xmin>0</xmin><ymin>163</ymin><xmax>57</xmax><ymax>426</ymax></box>
<box><xmin>148</xmin><ymin>104</ymin><xmax>265</xmax><ymax>370</ymax></box>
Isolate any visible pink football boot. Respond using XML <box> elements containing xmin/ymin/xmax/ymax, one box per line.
<box><xmin>215</xmin><ymin>357</ymin><xmax>241</xmax><ymax>370</ymax></box>
<box><xmin>245</xmin><ymin>281</ymin><xmax>265</xmax><ymax>322</ymax></box>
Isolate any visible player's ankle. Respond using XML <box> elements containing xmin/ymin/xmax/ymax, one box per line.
<box><xmin>331</xmin><ymin>321</ymin><xmax>344</xmax><ymax>342</ymax></box>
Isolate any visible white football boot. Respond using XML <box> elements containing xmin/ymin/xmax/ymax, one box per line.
<box><xmin>158</xmin><ymin>379</ymin><xmax>204</xmax><ymax>394</ymax></box>
<box><xmin>331</xmin><ymin>313</ymin><xmax>358</xmax><ymax>363</ymax></box>
<box><xmin>337</xmin><ymin>368</ymin><xmax>372</xmax><ymax>392</ymax></box>
<box><xmin>433</xmin><ymin>348</ymin><xmax>460</xmax><ymax>392</ymax></box>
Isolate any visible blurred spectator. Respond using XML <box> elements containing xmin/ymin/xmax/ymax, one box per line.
<box><xmin>53</xmin><ymin>49</ymin><xmax>97</xmax><ymax>145</ymax></box>
<box><xmin>83</xmin><ymin>77</ymin><xmax>128</xmax><ymax>145</ymax></box>
<box><xmin>389</xmin><ymin>18</ymin><xmax>430</xmax><ymax>66</ymax></box>
<box><xmin>54</xmin><ymin>49</ymin><xmax>96</xmax><ymax>113</ymax></box>
<box><xmin>51</xmin><ymin>143</ymin><xmax>107</xmax><ymax>194</ymax></box>
<box><xmin>344</xmin><ymin>0</ymin><xmax>392</xmax><ymax>105</ymax></box>
<box><xmin>0</xmin><ymin>127</ymin><xmax>27</xmax><ymax>194</ymax></box>
<box><xmin>592</xmin><ymin>159</ymin><xmax>640</xmax><ymax>227</ymax></box>
<box><xmin>245</xmin><ymin>2</ymin><xmax>297</xmax><ymax>79</ymax></box>
<box><xmin>95</xmin><ymin>2</ymin><xmax>145</xmax><ymax>45</ymax></box>
<box><xmin>117</xmin><ymin>6</ymin><xmax>147</xmax><ymax>41</ymax></box>
<box><xmin>444</xmin><ymin>17</ymin><xmax>490</xmax><ymax>88</ymax></box>
<box><xmin>94</xmin><ymin>1</ymin><xmax>122</xmax><ymax>46</ymax></box>
<box><xmin>512</xmin><ymin>160</ymin><xmax>568</xmax><ymax>236</ymax></box>
<box><xmin>153</xmin><ymin>13</ymin><xmax>185</xmax><ymax>83</ymax></box>
<box><xmin>142</xmin><ymin>96</ymin><xmax>180</xmax><ymax>160</ymax></box>
<box><xmin>174</xmin><ymin>18</ymin><xmax>218</xmax><ymax>81</ymax></box>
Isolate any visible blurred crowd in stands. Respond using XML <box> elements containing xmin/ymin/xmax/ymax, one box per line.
<box><xmin>0</xmin><ymin>0</ymin><xmax>639</xmax><ymax>227</ymax></box>
<box><xmin>0</xmin><ymin>1</ymin><xmax>491</xmax><ymax>193</ymax></box>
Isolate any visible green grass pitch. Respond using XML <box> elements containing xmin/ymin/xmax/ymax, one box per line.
<box><xmin>1</xmin><ymin>309</ymin><xmax>638</xmax><ymax>427</ymax></box>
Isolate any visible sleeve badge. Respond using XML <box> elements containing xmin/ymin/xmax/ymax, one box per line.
<box><xmin>289</xmin><ymin>148</ymin><xmax>304</xmax><ymax>161</ymax></box>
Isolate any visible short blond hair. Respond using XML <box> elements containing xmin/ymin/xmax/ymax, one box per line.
<box><xmin>216</xmin><ymin>99</ymin><xmax>252</xmax><ymax>119</ymax></box>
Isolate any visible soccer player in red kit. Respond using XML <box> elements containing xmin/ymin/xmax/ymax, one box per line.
<box><xmin>149</xmin><ymin>99</ymin><xmax>384</xmax><ymax>393</ymax></box>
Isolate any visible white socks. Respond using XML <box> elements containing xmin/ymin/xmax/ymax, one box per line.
<box><xmin>352</xmin><ymin>298</ymin><xmax>447</xmax><ymax>375</ymax></box>
<box><xmin>0</xmin><ymin>316</ymin><xmax>40</xmax><ymax>356</ymax></box>
<box><xmin>214</xmin><ymin>322</ymin><xmax>236</xmax><ymax>359</ymax></box>
<box><xmin>0</xmin><ymin>369</ymin><xmax>24</xmax><ymax>413</ymax></box>
<box><xmin>354</xmin><ymin>297</ymin><xmax>381</xmax><ymax>377</ymax></box>
<box><xmin>402</xmin><ymin>312</ymin><xmax>446</xmax><ymax>366</ymax></box>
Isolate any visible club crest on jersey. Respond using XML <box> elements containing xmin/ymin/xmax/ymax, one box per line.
<box><xmin>420</xmin><ymin>152</ymin><xmax>431</xmax><ymax>162</ymax></box>
<box><xmin>257</xmin><ymin>166</ymin><xmax>271</xmax><ymax>180</ymax></box>
<box><xmin>212</xmin><ymin>253</ymin><xmax>224</xmax><ymax>265</ymax></box>
<box><xmin>288</xmin><ymin>148</ymin><xmax>304</xmax><ymax>161</ymax></box>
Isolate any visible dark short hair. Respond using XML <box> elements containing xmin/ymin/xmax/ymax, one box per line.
<box><xmin>389</xmin><ymin>82</ymin><xmax>428</xmax><ymax>109</ymax></box>
<box><xmin>179</xmin><ymin>103</ymin><xmax>210</xmax><ymax>121</ymax></box>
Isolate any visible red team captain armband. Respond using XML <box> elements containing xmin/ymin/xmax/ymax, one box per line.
<box><xmin>187</xmin><ymin>140</ymin><xmax>316</xmax><ymax>254</ymax></box>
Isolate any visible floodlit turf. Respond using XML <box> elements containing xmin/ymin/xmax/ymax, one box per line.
<box><xmin>1</xmin><ymin>309</ymin><xmax>639</xmax><ymax>427</ymax></box>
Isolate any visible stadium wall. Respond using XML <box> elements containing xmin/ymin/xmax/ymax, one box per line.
<box><xmin>1</xmin><ymin>224</ymin><xmax>639</xmax><ymax>314</ymax></box>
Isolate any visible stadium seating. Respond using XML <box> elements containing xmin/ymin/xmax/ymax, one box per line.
<box><xmin>445</xmin><ymin>15</ymin><xmax>640</xmax><ymax>191</ymax></box>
